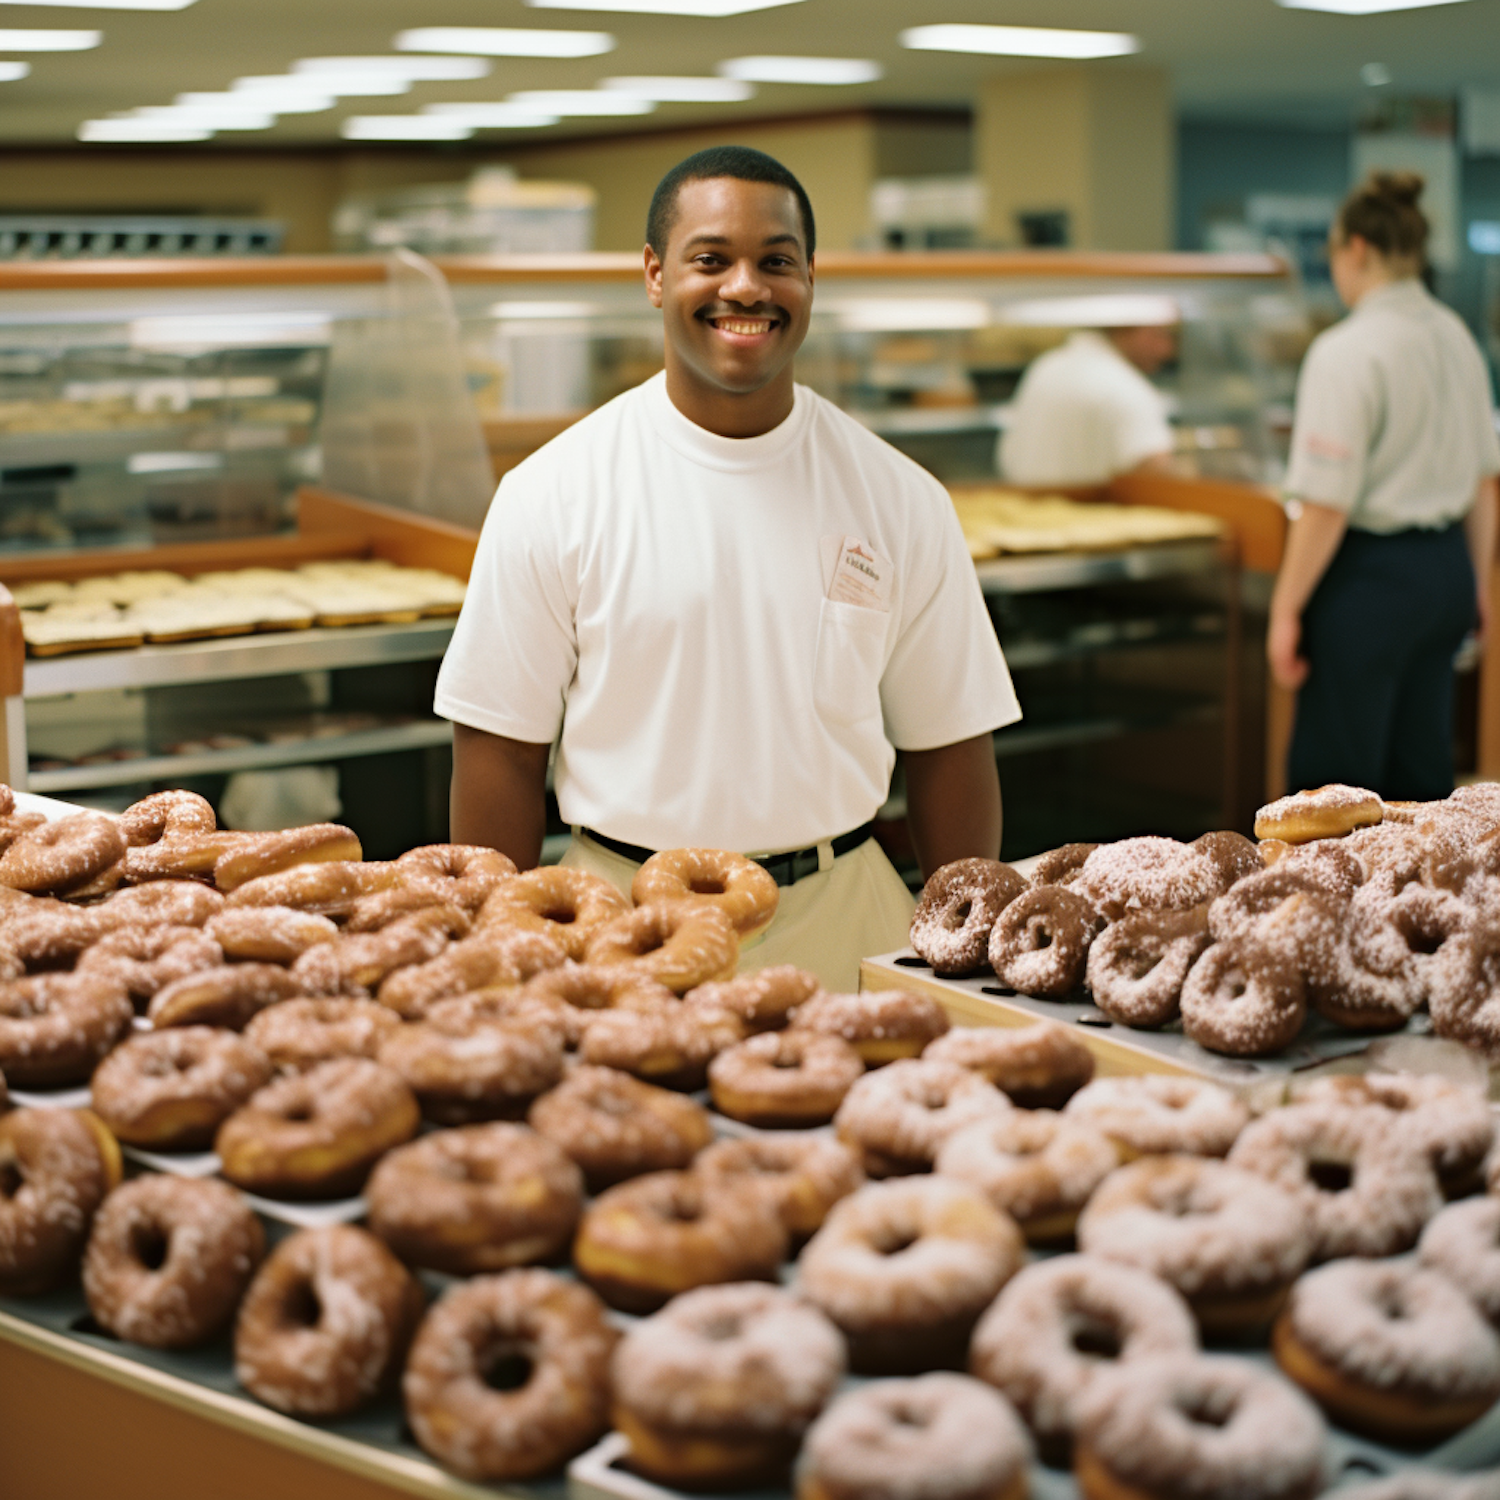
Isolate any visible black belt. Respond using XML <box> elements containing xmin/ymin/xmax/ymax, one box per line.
<box><xmin>580</xmin><ymin>823</ymin><xmax>875</xmax><ymax>888</ymax></box>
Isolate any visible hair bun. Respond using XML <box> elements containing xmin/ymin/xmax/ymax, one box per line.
<box><xmin>1370</xmin><ymin>171</ymin><xmax>1425</xmax><ymax>207</ymax></box>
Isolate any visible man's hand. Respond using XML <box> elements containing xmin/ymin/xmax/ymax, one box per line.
<box><xmin>450</xmin><ymin>725</ymin><xmax>551</xmax><ymax>869</ymax></box>
<box><xmin>1267</xmin><ymin>607</ymin><xmax>1309</xmax><ymax>690</ymax></box>
<box><xmin>903</xmin><ymin>733</ymin><xmax>1002</xmax><ymax>880</ymax></box>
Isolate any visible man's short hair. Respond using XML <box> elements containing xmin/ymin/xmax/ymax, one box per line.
<box><xmin>646</xmin><ymin>146</ymin><xmax>816</xmax><ymax>257</ymax></box>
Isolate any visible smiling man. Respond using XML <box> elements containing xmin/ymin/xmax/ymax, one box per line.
<box><xmin>435</xmin><ymin>146</ymin><xmax>1021</xmax><ymax>987</ymax></box>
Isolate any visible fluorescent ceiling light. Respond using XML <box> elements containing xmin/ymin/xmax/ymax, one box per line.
<box><xmin>249</xmin><ymin>72</ymin><xmax>409</xmax><ymax>97</ymax></box>
<box><xmin>341</xmin><ymin>115</ymin><xmax>475</xmax><ymax>140</ymax></box>
<box><xmin>0</xmin><ymin>0</ymin><xmax>191</xmax><ymax>9</ymax></box>
<box><xmin>295</xmin><ymin>55</ymin><xmax>490</xmax><ymax>81</ymax></box>
<box><xmin>222</xmin><ymin>85</ymin><xmax>336</xmax><ymax>113</ymax></box>
<box><xmin>1001</xmin><ymin>294</ymin><xmax>1180</xmax><ymax>328</ymax></box>
<box><xmin>490</xmin><ymin>300</ymin><xmax>600</xmax><ymax>318</ymax></box>
<box><xmin>507</xmin><ymin>89</ymin><xmax>656</xmax><ymax>114</ymax></box>
<box><xmin>0</xmin><ymin>28</ymin><xmax>99</xmax><ymax>50</ymax></box>
<box><xmin>0</xmin><ymin>61</ymin><xmax>28</xmax><ymax>80</ymax></box>
<box><xmin>130</xmin><ymin>313</ymin><xmax>330</xmax><ymax>349</ymax></box>
<box><xmin>78</xmin><ymin>119</ymin><xmax>210</xmax><ymax>141</ymax></box>
<box><xmin>718</xmin><ymin>55</ymin><xmax>881</xmax><ymax>85</ymax></box>
<box><xmin>1276</xmin><ymin>0</ymin><xmax>1470</xmax><ymax>12</ymax></box>
<box><xmin>395</xmin><ymin>27</ymin><xmax>614</xmax><ymax>58</ymax></box>
<box><xmin>133</xmin><ymin>107</ymin><xmax>275</xmax><ymax>130</ymax></box>
<box><xmin>525</xmin><ymin>0</ymin><xmax>803</xmax><ymax>15</ymax></box>
<box><xmin>423</xmin><ymin>102</ymin><xmax>561</xmax><ymax>126</ymax></box>
<box><xmin>601</xmin><ymin>75</ymin><xmax>754</xmax><ymax>101</ymax></box>
<box><xmin>900</xmin><ymin>24</ymin><xmax>1140</xmax><ymax>59</ymax></box>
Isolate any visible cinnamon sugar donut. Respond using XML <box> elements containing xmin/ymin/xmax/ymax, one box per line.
<box><xmin>708</xmin><ymin>1029</ymin><xmax>864</xmax><ymax>1128</ymax></box>
<box><xmin>1180</xmin><ymin>938</ymin><xmax>1307</xmax><ymax>1057</ymax></box>
<box><xmin>91</xmin><ymin>1027</ymin><xmax>272</xmax><ymax>1149</ymax></box>
<box><xmin>582</xmin><ymin>900</ymin><xmax>739</xmax><ymax>994</ymax></box>
<box><xmin>99</xmin><ymin>879</ymin><xmax>225</xmax><ymax>930</ymax></box>
<box><xmin>1075</xmin><ymin>838</ymin><xmax>1217</xmax><ymax>921</ymax></box>
<box><xmin>0</xmin><ymin>811</ymin><xmax>126</xmax><ymax>896</ymax></box>
<box><xmin>798</xmin><ymin>1175</ymin><xmax>1024</xmax><ymax>1374</ymax></box>
<box><xmin>83</xmin><ymin>1176</ymin><xmax>263</xmax><ymax>1348</ymax></box>
<box><xmin>1087</xmin><ymin>908</ymin><xmax>1210</xmax><ymax>1028</ymax></box>
<box><xmin>1029</xmin><ymin>843</ymin><xmax>1096</xmax><ymax>888</ymax></box>
<box><xmin>479</xmin><ymin>866</ymin><xmax>630</xmax><ymax>960</ymax></box>
<box><xmin>365</xmin><ymin>1122</ymin><xmax>583</xmax><ymax>1274</ymax></box>
<box><xmin>631</xmin><ymin>846</ymin><xmax>779</xmax><ymax>939</ymax></box>
<box><xmin>77</xmin><ymin>924</ymin><xmax>223</xmax><ymax>1010</ymax></box>
<box><xmin>695</xmin><ymin>1134</ymin><xmax>863</xmax><ymax>1239</ymax></box>
<box><xmin>290</xmin><ymin>906</ymin><xmax>464</xmax><ymax>997</ymax></box>
<box><xmin>1064</xmin><ymin>1076</ymin><xmax>1249</xmax><ymax>1161</ymax></box>
<box><xmin>1255</xmin><ymin>783</ymin><xmax>1384</xmax><ymax>843</ymax></box>
<box><xmin>988</xmin><ymin>885</ymin><xmax>1100</xmax><ymax>996</ymax></box>
<box><xmin>377</xmin><ymin>928</ymin><xmax>567</xmax><ymax>1019</ymax></box>
<box><xmin>791</xmin><ymin>988</ymin><xmax>948</xmax><ymax>1066</ymax></box>
<box><xmin>148</xmin><ymin>962</ymin><xmax>302</xmax><ymax>1031</ymax></box>
<box><xmin>242</xmin><ymin>997</ymin><xmax>400</xmax><ymax>1073</ymax></box>
<box><xmin>1420</xmin><ymin>1196</ymin><xmax>1500</xmax><ymax>1326</ymax></box>
<box><xmin>580</xmin><ymin>998</ymin><xmax>743</xmax><ymax>1091</ymax></box>
<box><xmin>922</xmin><ymin>1020</ymin><xmax>1095</xmax><ymax>1108</ymax></box>
<box><xmin>685</xmin><ymin>965</ymin><xmax>820</xmax><ymax>1032</ymax></box>
<box><xmin>0</xmin><ymin>971</ymin><xmax>133</xmax><ymax>1087</ymax></box>
<box><xmin>206</xmin><ymin>906</ymin><xmax>339</xmax><ymax>964</ymax></box>
<box><xmin>909</xmin><ymin>858</ymin><xmax>1026</xmax><ymax>976</ymax></box>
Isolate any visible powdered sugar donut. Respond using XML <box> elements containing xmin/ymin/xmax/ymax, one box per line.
<box><xmin>1086</xmin><ymin>908</ymin><xmax>1210</xmax><ymax>1028</ymax></box>
<box><xmin>1075</xmin><ymin>837</ymin><xmax>1218</xmax><ymax>920</ymax></box>
<box><xmin>1426</xmin><ymin>914</ymin><xmax>1500</xmax><ymax>1062</ymax></box>
<box><xmin>1191</xmin><ymin>830</ymin><xmax>1264</xmax><ymax>889</ymax></box>
<box><xmin>909</xmin><ymin>858</ymin><xmax>1026</xmax><ymax>976</ymax></box>
<box><xmin>1255</xmin><ymin>783</ymin><xmax>1383</xmax><ymax>843</ymax></box>
<box><xmin>694</xmin><ymin>1134</ymin><xmax>863</xmax><ymax>1239</ymax></box>
<box><xmin>791</xmin><ymin>989</ymin><xmax>948</xmax><ymax>1066</ymax></box>
<box><xmin>1180</xmin><ymin>938</ymin><xmax>1307</xmax><ymax>1057</ymax></box>
<box><xmin>1028</xmin><ymin>842</ymin><xmax>1096</xmax><ymax>888</ymax></box>
<box><xmin>1064</xmin><ymin>1075</ymin><xmax>1249</xmax><ymax>1161</ymax></box>
<box><xmin>922</xmin><ymin>1020</ymin><xmax>1094</xmax><ymax>1109</ymax></box>
<box><xmin>988</xmin><ymin>885</ymin><xmax>1100</xmax><ymax>997</ymax></box>
<box><xmin>1418</xmin><ymin>1196</ymin><xmax>1500</xmax><ymax>1326</ymax></box>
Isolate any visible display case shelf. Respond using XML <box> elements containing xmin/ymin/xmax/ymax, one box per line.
<box><xmin>974</xmin><ymin>538</ymin><xmax>1227</xmax><ymax>596</ymax></box>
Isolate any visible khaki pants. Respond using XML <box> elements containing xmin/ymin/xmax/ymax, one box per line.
<box><xmin>561</xmin><ymin>831</ymin><xmax>916</xmax><ymax>993</ymax></box>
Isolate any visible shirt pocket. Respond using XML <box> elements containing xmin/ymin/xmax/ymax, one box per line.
<box><xmin>813</xmin><ymin>597</ymin><xmax>889</xmax><ymax>727</ymax></box>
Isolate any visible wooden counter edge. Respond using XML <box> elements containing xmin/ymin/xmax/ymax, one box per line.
<box><xmin>297</xmin><ymin>487</ymin><xmax>480</xmax><ymax>581</ymax></box>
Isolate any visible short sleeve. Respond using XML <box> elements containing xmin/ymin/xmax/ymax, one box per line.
<box><xmin>1284</xmin><ymin>334</ymin><xmax>1374</xmax><ymax>510</ymax></box>
<box><xmin>432</xmin><ymin>466</ymin><xmax>578</xmax><ymax>744</ymax></box>
<box><xmin>1106</xmin><ymin>377</ymin><xmax>1175</xmax><ymax>473</ymax></box>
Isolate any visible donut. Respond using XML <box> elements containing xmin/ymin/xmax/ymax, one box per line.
<box><xmin>225</xmin><ymin>858</ymin><xmax>402</xmax><ymax>916</ymax></box>
<box><xmin>0</xmin><ymin>1106</ymin><xmax>122</xmax><ymax>1294</ymax></box>
<box><xmin>1272</xmin><ymin>839</ymin><xmax>1366</xmax><ymax>901</ymax></box>
<box><xmin>582</xmin><ymin>900</ymin><xmax>739</xmax><ymax>994</ymax></box>
<box><xmin>90</xmin><ymin>1027</ymin><xmax>273</xmax><ymax>1150</ymax></box>
<box><xmin>1420</xmin><ymin>1196</ymin><xmax>1500</xmax><ymax>1327</ymax></box>
<box><xmin>908</xmin><ymin>858</ymin><xmax>1026</xmax><ymax>976</ymax></box>
<box><xmin>1076</xmin><ymin>1155</ymin><xmax>1313</xmax><ymax>1332</ymax></box>
<box><xmin>206</xmin><ymin>906</ymin><xmax>339</xmax><ymax>964</ymax></box>
<box><xmin>290</xmin><ymin>906</ymin><xmax>465</xmax><ymax>997</ymax></box>
<box><xmin>1429</xmin><ymin>914</ymin><xmax>1500</xmax><ymax>1062</ymax></box>
<box><xmin>922</xmin><ymin>1020</ymin><xmax>1095</xmax><ymax>1109</ymax></box>
<box><xmin>1273</xmin><ymin>1258</ymin><xmax>1500</xmax><ymax>1442</ymax></box>
<box><xmin>1228</xmin><ymin>1101</ymin><xmax>1442</xmax><ymax>1260</ymax></box>
<box><xmin>241</xmin><ymin>996</ymin><xmax>401</xmax><ymax>1073</ymax></box>
<box><xmin>1075</xmin><ymin>838</ymin><xmax>1218</xmax><ymax>921</ymax></box>
<box><xmin>1190</xmin><ymin>830</ymin><xmax>1264</xmax><ymax>889</ymax></box>
<box><xmin>1028</xmin><ymin>843</ymin><xmax>1097</xmax><ymax>888</ymax></box>
<box><xmin>1314</xmin><ymin>940</ymin><xmax>1424</xmax><ymax>1033</ymax></box>
<box><xmin>612</xmin><ymin>1283</ymin><xmax>844</xmax><ymax>1489</ymax></box>
<box><xmin>988</xmin><ymin>885</ymin><xmax>1101</xmax><ymax>996</ymax></box>
<box><xmin>1063</xmin><ymin>1076</ymin><xmax>1249</xmax><ymax>1161</ymax></box>
<box><xmin>76</xmin><ymin>924</ymin><xmax>223</xmax><ymax>1010</ymax></box>
<box><xmin>1073</xmin><ymin>1353</ymin><xmax>1326</xmax><ymax>1500</ymax></box>
<box><xmin>340</xmin><ymin>875</ymin><xmax>467</xmax><ymax>934</ymax></box>
<box><xmin>376</xmin><ymin>927</ymin><xmax>567</xmax><ymax>1019</ymax></box>
<box><xmin>423</xmin><ymin>988</ymin><xmax>571</xmax><ymax>1051</ymax></box>
<box><xmin>572</xmin><ymin>1168</ymin><xmax>787</xmax><ymax>1313</ymax></box>
<box><xmin>99</xmin><ymin>879</ymin><xmax>225</xmax><ymax>929</ymax></box>
<box><xmin>798</xmin><ymin>1175</ymin><xmax>1024</xmax><ymax>1374</ymax></box>
<box><xmin>1179</xmin><ymin>938</ymin><xmax>1307</xmax><ymax>1056</ymax></box>
<box><xmin>517</xmin><ymin>961</ymin><xmax>677</xmax><ymax>1039</ymax></box>
<box><xmin>235</xmin><ymin>1224</ymin><xmax>423</xmax><ymax>1418</ymax></box>
<box><xmin>119</xmin><ymin>789</ymin><xmax>217</xmax><ymax>845</ymax></box>
<box><xmin>834</xmin><ymin>1057</ymin><xmax>1011</xmax><ymax>1177</ymax></box>
<box><xmin>935</xmin><ymin>1109</ymin><xmax>1118</xmax><ymax>1243</ymax></box>
<box><xmin>365</xmin><ymin>1122</ymin><xmax>583</xmax><ymax>1274</ymax></box>
<box><xmin>969</xmin><ymin>1254</ymin><xmax>1198</xmax><ymax>1458</ymax></box>
<box><xmin>214</xmin><ymin>826</ymin><xmax>366</xmax><ymax>892</ymax></box>
<box><xmin>795</xmin><ymin>1373</ymin><xmax>1032</xmax><ymax>1500</ymax></box>
<box><xmin>708</xmin><ymin>1029</ymin><xmax>864</xmax><ymax>1128</ymax></box>
<box><xmin>148</xmin><ymin>962</ymin><xmax>303</xmax><ymax>1031</ymax></box>
<box><xmin>580</xmin><ymin>998</ymin><xmax>743</xmax><ymax>1091</ymax></box>
<box><xmin>1086</xmin><ymin>908</ymin><xmax>1210</xmax><ymax>1028</ymax></box>
<box><xmin>1254</xmin><ymin>782</ymin><xmax>1384</xmax><ymax>843</ymax></box>
<box><xmin>403</xmin><ymin>1270</ymin><xmax>617</xmax><ymax>1480</ymax></box>
<box><xmin>694</xmin><ymin>1134</ymin><xmax>863</xmax><ymax>1240</ymax></box>
<box><xmin>631</xmin><ymin>847</ymin><xmax>780</xmax><ymax>939</ymax></box>
<box><xmin>1206</xmin><ymin>865</ymin><xmax>1347</xmax><ymax>948</ymax></box>
<box><xmin>394</xmin><ymin>843</ymin><xmax>518</xmax><ymax>911</ymax></box>
<box><xmin>3</xmin><ymin>893</ymin><xmax>108</xmax><ymax>967</ymax></box>
<box><xmin>790</xmin><ymin>988</ymin><xmax>949</xmax><ymax>1066</ymax></box>
<box><xmin>1346</xmin><ymin>871</ymin><xmax>1469</xmax><ymax>997</ymax></box>
<box><xmin>684</xmin><ymin>965</ymin><xmax>821</xmax><ymax>1032</ymax></box>
<box><xmin>527</xmin><ymin>1065</ymin><xmax>712</xmax><ymax>1190</ymax></box>
<box><xmin>478</xmin><ymin>866</ymin><xmax>631</xmax><ymax>960</ymax></box>
<box><xmin>0</xmin><ymin>811</ymin><xmax>126</xmax><ymax>896</ymax></box>
<box><xmin>1329</xmin><ymin>1476</ymin><xmax>1500</xmax><ymax>1500</ymax></box>
<box><xmin>215</xmin><ymin>1057</ymin><xmax>420</xmax><ymax>1199</ymax></box>
<box><xmin>82</xmin><ymin>1176</ymin><xmax>263</xmax><ymax>1348</ymax></box>
<box><xmin>0</xmin><ymin>971</ymin><xmax>133</xmax><ymax>1088</ymax></box>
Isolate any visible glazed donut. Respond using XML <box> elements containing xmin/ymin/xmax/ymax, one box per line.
<box><xmin>1075</xmin><ymin>838</ymin><xmax>1218</xmax><ymax>921</ymax></box>
<box><xmin>225</xmin><ymin>858</ymin><xmax>402</xmax><ymax>917</ymax></box>
<box><xmin>922</xmin><ymin>1019</ymin><xmax>1095</xmax><ymax>1109</ymax></box>
<box><xmin>423</xmin><ymin>988</ymin><xmax>571</xmax><ymax>1052</ymax></box>
<box><xmin>694</xmin><ymin>1133</ymin><xmax>863</xmax><ymax>1239</ymax></box>
<box><xmin>517</xmin><ymin>962</ymin><xmax>676</xmax><ymax>1039</ymax></box>
<box><xmin>365</xmin><ymin>1122</ymin><xmax>583</xmax><ymax>1274</ymax></box>
<box><xmin>1064</xmin><ymin>1076</ymin><xmax>1249</xmax><ymax>1161</ymax></box>
<box><xmin>1255</xmin><ymin>782</ymin><xmax>1383</xmax><ymax>844</ymax></box>
<box><xmin>580</xmin><ymin>997</ymin><xmax>743</xmax><ymax>1091</ymax></box>
<box><xmin>988</xmin><ymin>885</ymin><xmax>1101</xmax><ymax>996</ymax></box>
<box><xmin>1073</xmin><ymin>1353</ymin><xmax>1326</xmax><ymax>1500</ymax></box>
<box><xmin>3</xmin><ymin>893</ymin><xmax>108</xmax><ymax>967</ymax></box>
<box><xmin>631</xmin><ymin>846</ymin><xmax>780</xmax><ymax>939</ymax></box>
<box><xmin>969</xmin><ymin>1253</ymin><xmax>1198</xmax><ymax>1457</ymax></box>
<box><xmin>1077</xmin><ymin>1155</ymin><xmax>1313</xmax><ymax>1333</ymax></box>
<box><xmin>148</xmin><ymin>962</ymin><xmax>302</xmax><ymax>1031</ymax></box>
<box><xmin>478</xmin><ymin>866</ymin><xmax>631</xmax><ymax>960</ymax></box>
<box><xmin>708</xmin><ymin>1029</ymin><xmax>864</xmax><ymax>1128</ymax></box>
<box><xmin>377</xmin><ymin>927</ymin><xmax>567</xmax><ymax>1019</ymax></box>
<box><xmin>213</xmin><ymin>825</ymin><xmax>366</xmax><ymax>892</ymax></box>
<box><xmin>119</xmin><ymin>789</ymin><xmax>216</xmax><ymax>845</ymax></box>
<box><xmin>572</xmin><ymin>1167</ymin><xmax>787</xmax><ymax>1313</ymax></box>
<box><xmin>340</xmin><ymin>875</ymin><xmax>466</xmax><ymax>934</ymax></box>
<box><xmin>1190</xmin><ymin>830</ymin><xmax>1264</xmax><ymax>889</ymax></box>
<box><xmin>1086</xmin><ymin>908</ymin><xmax>1210</xmax><ymax>1028</ymax></box>
<box><xmin>0</xmin><ymin>1106</ymin><xmax>122</xmax><ymax>1294</ymax></box>
<box><xmin>1429</xmin><ymin>916</ymin><xmax>1500</xmax><ymax>1062</ymax></box>
<box><xmin>0</xmin><ymin>811</ymin><xmax>126</xmax><ymax>896</ymax></box>
<box><xmin>528</xmin><ymin>1065</ymin><xmax>712</xmax><ymax>1190</ymax></box>
<box><xmin>1273</xmin><ymin>1258</ymin><xmax>1500</xmax><ymax>1442</ymax></box>
<box><xmin>90</xmin><ymin>1027</ymin><xmax>273</xmax><ymax>1150</ymax></box>
<box><xmin>241</xmin><ymin>996</ymin><xmax>400</xmax><ymax>1074</ymax></box>
<box><xmin>83</xmin><ymin>1176</ymin><xmax>263</xmax><ymax>1348</ymax></box>
<box><xmin>76</xmin><ymin>924</ymin><xmax>223</xmax><ymax>1009</ymax></box>
<box><xmin>290</xmin><ymin>906</ymin><xmax>465</xmax><ymax>997</ymax></box>
<box><xmin>1028</xmin><ymin>843</ymin><xmax>1097</xmax><ymax>888</ymax></box>
<box><xmin>394</xmin><ymin>843</ymin><xmax>518</xmax><ymax>910</ymax></box>
<box><xmin>1179</xmin><ymin>939</ymin><xmax>1307</xmax><ymax>1057</ymax></box>
<box><xmin>612</xmin><ymin>1283</ymin><xmax>845</xmax><ymax>1489</ymax></box>
<box><xmin>215</xmin><ymin>1057</ymin><xmax>420</xmax><ymax>1199</ymax></box>
<box><xmin>935</xmin><ymin>1109</ymin><xmax>1118</xmax><ymax>1243</ymax></box>
<box><xmin>834</xmin><ymin>1057</ymin><xmax>1011</xmax><ymax>1177</ymax></box>
<box><xmin>1228</xmin><ymin>1101</ymin><xmax>1442</xmax><ymax>1260</ymax></box>
<box><xmin>582</xmin><ymin>900</ymin><xmax>739</xmax><ymax>994</ymax></box>
<box><xmin>206</xmin><ymin>906</ymin><xmax>339</xmax><ymax>964</ymax></box>
<box><xmin>403</xmin><ymin>1270</ymin><xmax>617</xmax><ymax>1480</ymax></box>
<box><xmin>684</xmin><ymin>965</ymin><xmax>821</xmax><ymax>1032</ymax></box>
<box><xmin>798</xmin><ymin>1175</ymin><xmax>1024</xmax><ymax>1374</ymax></box>
<box><xmin>0</xmin><ymin>971</ymin><xmax>133</xmax><ymax>1088</ymax></box>
<box><xmin>1420</xmin><ymin>1196</ymin><xmax>1500</xmax><ymax>1326</ymax></box>
<box><xmin>236</xmin><ymin>1224</ymin><xmax>423</xmax><ymax>1418</ymax></box>
<box><xmin>98</xmin><ymin>879</ymin><xmax>225</xmax><ymax>930</ymax></box>
<box><xmin>908</xmin><ymin>858</ymin><xmax>1026</xmax><ymax>976</ymax></box>
<box><xmin>0</xmin><ymin>808</ymin><xmax>46</xmax><ymax>856</ymax></box>
<box><xmin>790</xmin><ymin>988</ymin><xmax>949</xmax><ymax>1066</ymax></box>
<box><xmin>796</xmin><ymin>1373</ymin><xmax>1031</xmax><ymax>1500</ymax></box>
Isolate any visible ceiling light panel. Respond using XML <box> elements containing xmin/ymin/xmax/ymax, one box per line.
<box><xmin>341</xmin><ymin>116</ymin><xmax>475</xmax><ymax>140</ymax></box>
<box><xmin>133</xmin><ymin>107</ymin><xmax>274</xmax><ymax>129</ymax></box>
<box><xmin>395</xmin><ymin>27</ymin><xmax>614</xmax><ymax>58</ymax></box>
<box><xmin>224</xmin><ymin>84</ymin><xmax>336</xmax><ymax>112</ymax></box>
<box><xmin>255</xmin><ymin>72</ymin><xmax>410</xmax><ymax>96</ymax></box>
<box><xmin>0</xmin><ymin>61</ymin><xmax>28</xmax><ymax>80</ymax></box>
<box><xmin>718</xmin><ymin>56</ymin><xmax>881</xmax><ymax>84</ymax></box>
<box><xmin>526</xmin><ymin>0</ymin><xmax>803</xmax><ymax>16</ymax></box>
<box><xmin>4</xmin><ymin>0</ymin><xmax>191</xmax><ymax>9</ymax></box>
<box><xmin>0</xmin><ymin>29</ymin><xmax>99</xmax><ymax>50</ymax></box>
<box><xmin>423</xmin><ymin>102</ymin><xmax>561</xmax><ymax>126</ymax></box>
<box><xmin>601</xmin><ymin>75</ymin><xmax>754</xmax><ymax>101</ymax></box>
<box><xmin>1276</xmin><ymin>0</ymin><xmax>1470</xmax><ymax>12</ymax></box>
<box><xmin>508</xmin><ymin>89</ymin><xmax>656</xmax><ymax>114</ymax></box>
<box><xmin>295</xmin><ymin>55</ymin><xmax>490</xmax><ymax>81</ymax></box>
<box><xmin>79</xmin><ymin>120</ymin><xmax>210</xmax><ymax>141</ymax></box>
<box><xmin>900</xmin><ymin>25</ymin><xmax>1140</xmax><ymax>59</ymax></box>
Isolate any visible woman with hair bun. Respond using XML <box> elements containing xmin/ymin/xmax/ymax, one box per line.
<box><xmin>1269</xmin><ymin>171</ymin><xmax>1500</xmax><ymax>799</ymax></box>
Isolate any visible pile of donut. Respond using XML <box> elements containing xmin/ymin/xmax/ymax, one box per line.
<box><xmin>910</xmin><ymin>781</ymin><xmax>1500</xmax><ymax>1061</ymax></box>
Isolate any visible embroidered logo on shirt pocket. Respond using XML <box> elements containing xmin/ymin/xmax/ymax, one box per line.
<box><xmin>813</xmin><ymin>595</ymin><xmax>889</xmax><ymax>727</ymax></box>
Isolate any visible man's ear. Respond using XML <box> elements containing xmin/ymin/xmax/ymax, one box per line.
<box><xmin>644</xmin><ymin>243</ymin><xmax>664</xmax><ymax>309</ymax></box>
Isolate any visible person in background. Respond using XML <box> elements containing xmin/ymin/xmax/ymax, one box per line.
<box><xmin>1269</xmin><ymin>172</ymin><xmax>1500</xmax><ymax>801</ymax></box>
<box><xmin>999</xmin><ymin>311</ymin><xmax>1179</xmax><ymax>487</ymax></box>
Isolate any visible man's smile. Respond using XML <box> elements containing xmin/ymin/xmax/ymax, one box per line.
<box><xmin>704</xmin><ymin>312</ymin><xmax>780</xmax><ymax>339</ymax></box>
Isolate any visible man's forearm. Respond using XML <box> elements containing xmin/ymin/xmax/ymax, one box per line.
<box><xmin>902</xmin><ymin>733</ymin><xmax>1003</xmax><ymax>880</ymax></box>
<box><xmin>450</xmin><ymin>724</ymin><xmax>551</xmax><ymax>868</ymax></box>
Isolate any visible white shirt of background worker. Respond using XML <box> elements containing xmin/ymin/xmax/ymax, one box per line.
<box><xmin>435</xmin><ymin>146</ymin><xmax>1021</xmax><ymax>989</ymax></box>
<box><xmin>999</xmin><ymin>319</ymin><xmax>1178</xmax><ymax>488</ymax></box>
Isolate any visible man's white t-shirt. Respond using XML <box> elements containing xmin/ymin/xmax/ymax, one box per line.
<box><xmin>435</xmin><ymin>372</ymin><xmax>1021</xmax><ymax>854</ymax></box>
<box><xmin>1000</xmin><ymin>330</ymin><xmax>1174</xmax><ymax>487</ymax></box>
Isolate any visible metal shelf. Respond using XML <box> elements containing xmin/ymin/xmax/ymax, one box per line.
<box><xmin>974</xmin><ymin>539</ymin><xmax>1226</xmax><ymax>596</ymax></box>
<box><xmin>1001</xmin><ymin>615</ymin><xmax>1226</xmax><ymax>670</ymax></box>
<box><xmin>994</xmin><ymin>699</ymin><xmax>1222</xmax><ymax>757</ymax></box>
